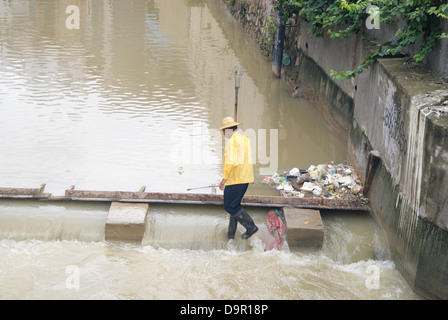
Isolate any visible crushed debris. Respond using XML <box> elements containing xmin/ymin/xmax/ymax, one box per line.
<box><xmin>263</xmin><ymin>162</ymin><xmax>368</xmax><ymax>203</ymax></box>
<box><xmin>413</xmin><ymin>90</ymin><xmax>448</xmax><ymax>118</ymax></box>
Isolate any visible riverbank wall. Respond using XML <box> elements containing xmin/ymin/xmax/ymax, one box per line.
<box><xmin>223</xmin><ymin>0</ymin><xmax>448</xmax><ymax>299</ymax></box>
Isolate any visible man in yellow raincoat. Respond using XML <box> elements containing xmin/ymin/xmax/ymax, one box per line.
<box><xmin>218</xmin><ymin>116</ymin><xmax>258</xmax><ymax>239</ymax></box>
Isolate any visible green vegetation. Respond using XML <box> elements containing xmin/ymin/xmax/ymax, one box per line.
<box><xmin>276</xmin><ymin>0</ymin><xmax>448</xmax><ymax>80</ymax></box>
<box><xmin>261</xmin><ymin>15</ymin><xmax>277</xmax><ymax>53</ymax></box>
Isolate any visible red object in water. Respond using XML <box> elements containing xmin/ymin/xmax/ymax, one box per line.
<box><xmin>265</xmin><ymin>209</ymin><xmax>286</xmax><ymax>250</ymax></box>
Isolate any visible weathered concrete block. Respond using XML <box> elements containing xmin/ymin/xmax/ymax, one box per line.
<box><xmin>283</xmin><ymin>207</ymin><xmax>324</xmax><ymax>247</ymax></box>
<box><xmin>105</xmin><ymin>202</ymin><xmax>149</xmax><ymax>243</ymax></box>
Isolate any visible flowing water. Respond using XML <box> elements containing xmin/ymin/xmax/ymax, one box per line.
<box><xmin>0</xmin><ymin>0</ymin><xmax>419</xmax><ymax>299</ymax></box>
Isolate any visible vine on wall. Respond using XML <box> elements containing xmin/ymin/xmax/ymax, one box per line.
<box><xmin>276</xmin><ymin>0</ymin><xmax>448</xmax><ymax>80</ymax></box>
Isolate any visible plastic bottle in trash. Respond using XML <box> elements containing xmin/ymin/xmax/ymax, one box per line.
<box><xmin>352</xmin><ymin>185</ymin><xmax>363</xmax><ymax>195</ymax></box>
<box><xmin>312</xmin><ymin>186</ymin><xmax>322</xmax><ymax>196</ymax></box>
<box><xmin>310</xmin><ymin>170</ymin><xmax>320</xmax><ymax>180</ymax></box>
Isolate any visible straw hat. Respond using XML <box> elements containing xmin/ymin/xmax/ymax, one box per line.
<box><xmin>219</xmin><ymin>116</ymin><xmax>240</xmax><ymax>130</ymax></box>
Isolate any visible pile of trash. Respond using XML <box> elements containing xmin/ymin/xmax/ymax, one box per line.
<box><xmin>263</xmin><ymin>163</ymin><xmax>366</xmax><ymax>201</ymax></box>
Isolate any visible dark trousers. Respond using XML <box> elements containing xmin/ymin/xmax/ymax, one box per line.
<box><xmin>223</xmin><ymin>183</ymin><xmax>249</xmax><ymax>215</ymax></box>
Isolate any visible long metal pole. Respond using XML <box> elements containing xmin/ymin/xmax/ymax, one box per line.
<box><xmin>234</xmin><ymin>68</ymin><xmax>244</xmax><ymax>121</ymax></box>
<box><xmin>234</xmin><ymin>86</ymin><xmax>239</xmax><ymax>121</ymax></box>
<box><xmin>186</xmin><ymin>185</ymin><xmax>214</xmax><ymax>191</ymax></box>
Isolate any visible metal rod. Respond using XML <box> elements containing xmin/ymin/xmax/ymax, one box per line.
<box><xmin>233</xmin><ymin>67</ymin><xmax>244</xmax><ymax>121</ymax></box>
<box><xmin>186</xmin><ymin>185</ymin><xmax>214</xmax><ymax>191</ymax></box>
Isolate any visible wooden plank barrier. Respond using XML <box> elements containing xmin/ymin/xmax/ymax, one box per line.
<box><xmin>0</xmin><ymin>184</ymin><xmax>48</xmax><ymax>198</ymax></box>
<box><xmin>0</xmin><ymin>185</ymin><xmax>362</xmax><ymax>247</ymax></box>
<box><xmin>0</xmin><ymin>185</ymin><xmax>368</xmax><ymax>211</ymax></box>
<box><xmin>61</xmin><ymin>187</ymin><xmax>368</xmax><ymax>211</ymax></box>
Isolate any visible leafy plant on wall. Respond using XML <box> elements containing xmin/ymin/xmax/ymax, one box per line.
<box><xmin>275</xmin><ymin>0</ymin><xmax>448</xmax><ymax>80</ymax></box>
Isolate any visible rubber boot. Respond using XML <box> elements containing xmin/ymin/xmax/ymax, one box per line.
<box><xmin>234</xmin><ymin>209</ymin><xmax>258</xmax><ymax>239</ymax></box>
<box><xmin>226</xmin><ymin>215</ymin><xmax>237</xmax><ymax>239</ymax></box>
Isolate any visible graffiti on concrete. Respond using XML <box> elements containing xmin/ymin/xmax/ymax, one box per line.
<box><xmin>384</xmin><ymin>102</ymin><xmax>408</xmax><ymax>155</ymax></box>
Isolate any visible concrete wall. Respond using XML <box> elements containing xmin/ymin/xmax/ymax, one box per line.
<box><xmin>224</xmin><ymin>0</ymin><xmax>448</xmax><ymax>299</ymax></box>
<box><xmin>351</xmin><ymin>57</ymin><xmax>448</xmax><ymax>299</ymax></box>
<box><xmin>364</xmin><ymin>18</ymin><xmax>448</xmax><ymax>76</ymax></box>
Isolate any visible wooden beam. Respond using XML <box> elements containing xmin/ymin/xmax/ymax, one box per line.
<box><xmin>0</xmin><ymin>185</ymin><xmax>369</xmax><ymax>211</ymax></box>
<box><xmin>60</xmin><ymin>188</ymin><xmax>368</xmax><ymax>210</ymax></box>
<box><xmin>0</xmin><ymin>184</ymin><xmax>49</xmax><ymax>198</ymax></box>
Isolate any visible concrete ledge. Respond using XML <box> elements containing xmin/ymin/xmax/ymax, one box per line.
<box><xmin>283</xmin><ymin>207</ymin><xmax>324</xmax><ymax>247</ymax></box>
<box><xmin>105</xmin><ymin>202</ymin><xmax>149</xmax><ymax>243</ymax></box>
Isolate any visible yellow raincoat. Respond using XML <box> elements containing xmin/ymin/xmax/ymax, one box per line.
<box><xmin>223</xmin><ymin>131</ymin><xmax>254</xmax><ymax>186</ymax></box>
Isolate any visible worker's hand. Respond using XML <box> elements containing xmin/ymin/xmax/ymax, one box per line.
<box><xmin>219</xmin><ymin>179</ymin><xmax>227</xmax><ymax>191</ymax></box>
